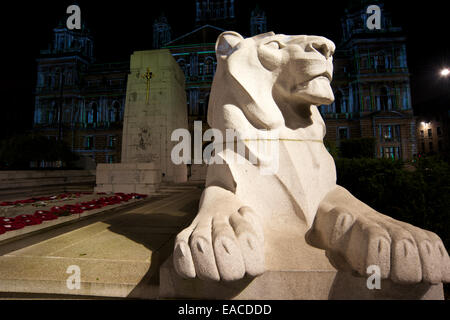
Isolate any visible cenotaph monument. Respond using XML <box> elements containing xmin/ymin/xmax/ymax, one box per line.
<box><xmin>96</xmin><ymin>49</ymin><xmax>188</xmax><ymax>194</ymax></box>
<box><xmin>160</xmin><ymin>32</ymin><xmax>449</xmax><ymax>300</ymax></box>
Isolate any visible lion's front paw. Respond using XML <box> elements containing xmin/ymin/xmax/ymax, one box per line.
<box><xmin>173</xmin><ymin>206</ymin><xmax>265</xmax><ymax>282</ymax></box>
<box><xmin>307</xmin><ymin>207</ymin><xmax>450</xmax><ymax>285</ymax></box>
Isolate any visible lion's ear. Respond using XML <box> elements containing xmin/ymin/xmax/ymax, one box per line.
<box><xmin>216</xmin><ymin>31</ymin><xmax>244</xmax><ymax>57</ymax></box>
<box><xmin>253</xmin><ymin>32</ymin><xmax>276</xmax><ymax>39</ymax></box>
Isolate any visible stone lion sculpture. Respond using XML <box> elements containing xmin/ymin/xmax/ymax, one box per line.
<box><xmin>173</xmin><ymin>31</ymin><xmax>450</xmax><ymax>286</ymax></box>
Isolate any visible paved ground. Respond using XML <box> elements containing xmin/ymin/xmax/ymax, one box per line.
<box><xmin>0</xmin><ymin>183</ymin><xmax>203</xmax><ymax>299</ymax></box>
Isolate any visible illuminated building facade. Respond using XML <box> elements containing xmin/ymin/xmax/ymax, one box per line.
<box><xmin>33</xmin><ymin>22</ymin><xmax>128</xmax><ymax>165</ymax></box>
<box><xmin>322</xmin><ymin>1</ymin><xmax>417</xmax><ymax>160</ymax></box>
<box><xmin>33</xmin><ymin>1</ymin><xmax>421</xmax><ymax>165</ymax></box>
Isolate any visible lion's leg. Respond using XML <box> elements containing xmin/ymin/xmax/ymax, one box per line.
<box><xmin>173</xmin><ymin>186</ymin><xmax>265</xmax><ymax>282</ymax></box>
<box><xmin>306</xmin><ymin>186</ymin><xmax>450</xmax><ymax>284</ymax></box>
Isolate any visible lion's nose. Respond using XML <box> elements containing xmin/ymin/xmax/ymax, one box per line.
<box><xmin>305</xmin><ymin>37</ymin><xmax>335</xmax><ymax>59</ymax></box>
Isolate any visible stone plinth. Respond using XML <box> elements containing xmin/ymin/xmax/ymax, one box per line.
<box><xmin>189</xmin><ymin>164</ymin><xmax>207</xmax><ymax>182</ymax></box>
<box><xmin>160</xmin><ymin>216</ymin><xmax>444</xmax><ymax>300</ymax></box>
<box><xmin>160</xmin><ymin>260</ymin><xmax>443</xmax><ymax>300</ymax></box>
<box><xmin>95</xmin><ymin>49</ymin><xmax>188</xmax><ymax>194</ymax></box>
<box><xmin>120</xmin><ymin>49</ymin><xmax>188</xmax><ymax>184</ymax></box>
<box><xmin>95</xmin><ymin>163</ymin><xmax>161</xmax><ymax>195</ymax></box>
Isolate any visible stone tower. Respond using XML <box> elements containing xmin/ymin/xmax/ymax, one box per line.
<box><xmin>153</xmin><ymin>14</ymin><xmax>172</xmax><ymax>49</ymax></box>
<box><xmin>250</xmin><ymin>5</ymin><xmax>267</xmax><ymax>36</ymax></box>
<box><xmin>195</xmin><ymin>0</ymin><xmax>235</xmax><ymax>28</ymax></box>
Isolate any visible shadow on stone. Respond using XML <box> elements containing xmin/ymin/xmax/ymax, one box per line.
<box><xmin>104</xmin><ymin>196</ymin><xmax>201</xmax><ymax>299</ymax></box>
<box><xmin>328</xmin><ymin>271</ymin><xmax>443</xmax><ymax>300</ymax></box>
<box><xmin>160</xmin><ymin>256</ymin><xmax>256</xmax><ymax>300</ymax></box>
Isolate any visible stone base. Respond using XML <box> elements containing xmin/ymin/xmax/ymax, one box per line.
<box><xmin>159</xmin><ymin>214</ymin><xmax>444</xmax><ymax>300</ymax></box>
<box><xmin>160</xmin><ymin>260</ymin><xmax>443</xmax><ymax>300</ymax></box>
<box><xmin>95</xmin><ymin>163</ymin><xmax>161</xmax><ymax>195</ymax></box>
<box><xmin>189</xmin><ymin>164</ymin><xmax>207</xmax><ymax>182</ymax></box>
<box><xmin>170</xmin><ymin>165</ymin><xmax>188</xmax><ymax>184</ymax></box>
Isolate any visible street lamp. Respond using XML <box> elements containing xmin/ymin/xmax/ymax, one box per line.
<box><xmin>440</xmin><ymin>68</ymin><xmax>450</xmax><ymax>77</ymax></box>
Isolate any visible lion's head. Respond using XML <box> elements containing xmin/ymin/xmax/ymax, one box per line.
<box><xmin>209</xmin><ymin>31</ymin><xmax>335</xmax><ymax>133</ymax></box>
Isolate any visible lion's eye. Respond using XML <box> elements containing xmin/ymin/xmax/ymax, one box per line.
<box><xmin>266</xmin><ymin>41</ymin><xmax>281</xmax><ymax>50</ymax></box>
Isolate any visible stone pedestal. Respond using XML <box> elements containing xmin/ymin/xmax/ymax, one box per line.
<box><xmin>160</xmin><ymin>259</ymin><xmax>443</xmax><ymax>300</ymax></box>
<box><xmin>159</xmin><ymin>215</ymin><xmax>444</xmax><ymax>300</ymax></box>
<box><xmin>95</xmin><ymin>49</ymin><xmax>188</xmax><ymax>193</ymax></box>
<box><xmin>95</xmin><ymin>163</ymin><xmax>161</xmax><ymax>195</ymax></box>
<box><xmin>120</xmin><ymin>49</ymin><xmax>188</xmax><ymax>184</ymax></box>
<box><xmin>189</xmin><ymin>164</ymin><xmax>208</xmax><ymax>182</ymax></box>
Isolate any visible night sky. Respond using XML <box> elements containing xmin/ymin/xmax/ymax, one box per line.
<box><xmin>0</xmin><ymin>0</ymin><xmax>449</xmax><ymax>139</ymax></box>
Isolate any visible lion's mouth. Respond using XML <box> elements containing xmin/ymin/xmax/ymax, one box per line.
<box><xmin>312</xmin><ymin>71</ymin><xmax>332</xmax><ymax>82</ymax></box>
<box><xmin>293</xmin><ymin>70</ymin><xmax>333</xmax><ymax>92</ymax></box>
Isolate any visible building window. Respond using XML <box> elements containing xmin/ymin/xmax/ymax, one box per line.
<box><xmin>109</xmin><ymin>108</ymin><xmax>115</xmax><ymax>122</ymax></box>
<box><xmin>381</xmin><ymin>125</ymin><xmax>401</xmax><ymax>142</ymax></box>
<box><xmin>420</xmin><ymin>130</ymin><xmax>424</xmax><ymax>138</ymax></box>
<box><xmin>360</xmin><ymin>56</ymin><xmax>368</xmax><ymax>69</ymax></box>
<box><xmin>35</xmin><ymin>108</ymin><xmax>43</xmax><ymax>124</ymax></box>
<box><xmin>108</xmin><ymin>135</ymin><xmax>117</xmax><ymax>148</ymax></box>
<box><xmin>334</xmin><ymin>91</ymin><xmax>343</xmax><ymax>113</ymax></box>
<box><xmin>384</xmin><ymin>126</ymin><xmax>393</xmax><ymax>141</ymax></box>
<box><xmin>177</xmin><ymin>59</ymin><xmax>186</xmax><ymax>74</ymax></box>
<box><xmin>86</xmin><ymin>109</ymin><xmax>92</xmax><ymax>123</ymax></box>
<box><xmin>395</xmin><ymin>125</ymin><xmax>401</xmax><ymax>141</ymax></box>
<box><xmin>374</xmin><ymin>54</ymin><xmax>385</xmax><ymax>70</ymax></box>
<box><xmin>386</xmin><ymin>55</ymin><xmax>392</xmax><ymax>69</ymax></box>
<box><xmin>93</xmin><ymin>105</ymin><xmax>98</xmax><ymax>123</ymax></box>
<box><xmin>189</xmin><ymin>90</ymin><xmax>199</xmax><ymax>116</ymax></box>
<box><xmin>64</xmin><ymin>109</ymin><xmax>72</xmax><ymax>123</ymax></box>
<box><xmin>85</xmin><ymin>136</ymin><xmax>94</xmax><ymax>150</ymax></box>
<box><xmin>386</xmin><ymin>126</ymin><xmax>392</xmax><ymax>140</ymax></box>
<box><xmin>204</xmin><ymin>58</ymin><xmax>214</xmax><ymax>75</ymax></box>
<box><xmin>380</xmin><ymin>87</ymin><xmax>389</xmax><ymax>111</ymax></box>
<box><xmin>109</xmin><ymin>101</ymin><xmax>121</xmax><ymax>123</ymax></box>
<box><xmin>437</xmin><ymin>127</ymin><xmax>442</xmax><ymax>136</ymax></box>
<box><xmin>428</xmin><ymin>129</ymin><xmax>432</xmax><ymax>138</ymax></box>
<box><xmin>86</xmin><ymin>103</ymin><xmax>99</xmax><ymax>124</ymax></box>
<box><xmin>364</xmin><ymin>96</ymin><xmax>371</xmax><ymax>111</ymax></box>
<box><xmin>338</xmin><ymin>127</ymin><xmax>349</xmax><ymax>140</ymax></box>
<box><xmin>382</xmin><ymin>147</ymin><xmax>401</xmax><ymax>160</ymax></box>
<box><xmin>199</xmin><ymin>102</ymin><xmax>205</xmax><ymax>117</ymax></box>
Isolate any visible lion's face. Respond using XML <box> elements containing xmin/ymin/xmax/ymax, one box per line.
<box><xmin>255</xmin><ymin>34</ymin><xmax>335</xmax><ymax>106</ymax></box>
<box><xmin>213</xmin><ymin>32</ymin><xmax>336</xmax><ymax>131</ymax></box>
